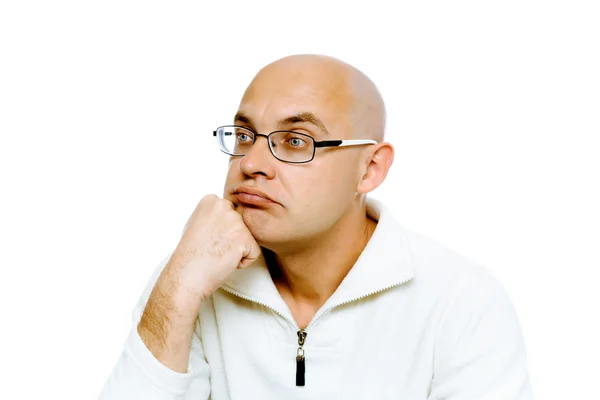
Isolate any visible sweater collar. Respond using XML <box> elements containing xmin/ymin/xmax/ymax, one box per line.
<box><xmin>221</xmin><ymin>198</ymin><xmax>415</xmax><ymax>319</ymax></box>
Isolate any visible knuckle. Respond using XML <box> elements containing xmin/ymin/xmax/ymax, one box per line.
<box><xmin>201</xmin><ymin>194</ymin><xmax>219</xmax><ymax>203</ymax></box>
<box><xmin>219</xmin><ymin>198</ymin><xmax>235</xmax><ymax>210</ymax></box>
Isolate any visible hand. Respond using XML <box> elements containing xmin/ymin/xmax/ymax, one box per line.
<box><xmin>167</xmin><ymin>194</ymin><xmax>262</xmax><ymax>305</ymax></box>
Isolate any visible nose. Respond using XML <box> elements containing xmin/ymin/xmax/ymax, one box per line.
<box><xmin>238</xmin><ymin>134</ymin><xmax>276</xmax><ymax>178</ymax></box>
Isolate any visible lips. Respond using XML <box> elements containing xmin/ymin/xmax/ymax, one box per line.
<box><xmin>233</xmin><ymin>186</ymin><xmax>278</xmax><ymax>207</ymax></box>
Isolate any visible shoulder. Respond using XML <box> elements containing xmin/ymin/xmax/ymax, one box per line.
<box><xmin>388</xmin><ymin>224</ymin><xmax>521</xmax><ymax>341</ymax></box>
<box><xmin>398</xmin><ymin>223</ymin><xmax>506</xmax><ymax>300</ymax></box>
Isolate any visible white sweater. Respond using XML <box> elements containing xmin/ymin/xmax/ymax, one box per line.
<box><xmin>98</xmin><ymin>198</ymin><xmax>533</xmax><ymax>399</ymax></box>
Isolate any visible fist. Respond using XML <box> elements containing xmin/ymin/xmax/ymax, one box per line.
<box><xmin>168</xmin><ymin>194</ymin><xmax>262</xmax><ymax>301</ymax></box>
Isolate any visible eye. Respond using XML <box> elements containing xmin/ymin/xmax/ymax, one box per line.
<box><xmin>288</xmin><ymin>137</ymin><xmax>307</xmax><ymax>147</ymax></box>
<box><xmin>237</xmin><ymin>133</ymin><xmax>252</xmax><ymax>142</ymax></box>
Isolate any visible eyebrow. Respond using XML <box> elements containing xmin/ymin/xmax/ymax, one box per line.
<box><xmin>233</xmin><ymin>111</ymin><xmax>329</xmax><ymax>135</ymax></box>
<box><xmin>234</xmin><ymin>112</ymin><xmax>252</xmax><ymax>126</ymax></box>
<box><xmin>279</xmin><ymin>112</ymin><xmax>329</xmax><ymax>135</ymax></box>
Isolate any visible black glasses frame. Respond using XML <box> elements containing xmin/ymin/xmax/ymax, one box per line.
<box><xmin>213</xmin><ymin>125</ymin><xmax>377</xmax><ymax>164</ymax></box>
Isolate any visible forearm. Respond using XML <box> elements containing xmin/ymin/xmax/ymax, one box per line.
<box><xmin>98</xmin><ymin>253</ymin><xmax>212</xmax><ymax>400</ymax></box>
<box><xmin>138</xmin><ymin>267</ymin><xmax>201</xmax><ymax>373</ymax></box>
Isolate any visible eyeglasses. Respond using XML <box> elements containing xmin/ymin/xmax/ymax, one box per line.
<box><xmin>213</xmin><ymin>125</ymin><xmax>377</xmax><ymax>164</ymax></box>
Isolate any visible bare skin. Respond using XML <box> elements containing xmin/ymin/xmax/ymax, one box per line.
<box><xmin>138</xmin><ymin>195</ymin><xmax>261</xmax><ymax>372</ymax></box>
<box><xmin>138</xmin><ymin>54</ymin><xmax>394</xmax><ymax>372</ymax></box>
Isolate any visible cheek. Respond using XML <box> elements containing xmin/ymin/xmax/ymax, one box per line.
<box><xmin>314</xmin><ymin>156</ymin><xmax>359</xmax><ymax>191</ymax></box>
<box><xmin>289</xmin><ymin>164</ymin><xmax>335</xmax><ymax>195</ymax></box>
<box><xmin>225</xmin><ymin>159</ymin><xmax>241</xmax><ymax>179</ymax></box>
<box><xmin>290</xmin><ymin>165</ymin><xmax>352</xmax><ymax>207</ymax></box>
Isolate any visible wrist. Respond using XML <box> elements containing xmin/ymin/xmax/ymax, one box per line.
<box><xmin>163</xmin><ymin>258</ymin><xmax>218</xmax><ymax>307</ymax></box>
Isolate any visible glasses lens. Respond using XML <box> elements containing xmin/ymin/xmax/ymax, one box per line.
<box><xmin>270</xmin><ymin>131</ymin><xmax>314</xmax><ymax>162</ymax></box>
<box><xmin>217</xmin><ymin>126</ymin><xmax>254</xmax><ymax>155</ymax></box>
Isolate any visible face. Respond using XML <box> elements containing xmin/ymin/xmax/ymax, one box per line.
<box><xmin>222</xmin><ymin>61</ymin><xmax>373</xmax><ymax>248</ymax></box>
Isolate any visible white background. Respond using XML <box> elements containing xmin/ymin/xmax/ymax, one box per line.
<box><xmin>1</xmin><ymin>1</ymin><xmax>598</xmax><ymax>399</ymax></box>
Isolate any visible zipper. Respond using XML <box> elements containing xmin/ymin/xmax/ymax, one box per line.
<box><xmin>296</xmin><ymin>329</ymin><xmax>307</xmax><ymax>386</ymax></box>
<box><xmin>304</xmin><ymin>276</ymin><xmax>414</xmax><ymax>331</ymax></box>
<box><xmin>220</xmin><ymin>286</ymin><xmax>308</xmax><ymax>386</ymax></box>
<box><xmin>220</xmin><ymin>286</ymin><xmax>298</xmax><ymax>327</ymax></box>
<box><xmin>220</xmin><ymin>275</ymin><xmax>413</xmax><ymax>387</ymax></box>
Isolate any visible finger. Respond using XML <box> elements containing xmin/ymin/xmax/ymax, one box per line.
<box><xmin>238</xmin><ymin>240</ymin><xmax>262</xmax><ymax>269</ymax></box>
<box><xmin>227</xmin><ymin>200</ymin><xmax>239</xmax><ymax>211</ymax></box>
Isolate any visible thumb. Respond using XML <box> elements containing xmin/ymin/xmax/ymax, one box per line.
<box><xmin>237</xmin><ymin>237</ymin><xmax>262</xmax><ymax>269</ymax></box>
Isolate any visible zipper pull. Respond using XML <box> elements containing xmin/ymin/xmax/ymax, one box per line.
<box><xmin>296</xmin><ymin>329</ymin><xmax>307</xmax><ymax>386</ymax></box>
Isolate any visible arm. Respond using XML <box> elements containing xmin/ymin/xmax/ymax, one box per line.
<box><xmin>428</xmin><ymin>271</ymin><xmax>534</xmax><ymax>399</ymax></box>
<box><xmin>97</xmin><ymin>253</ymin><xmax>211</xmax><ymax>400</ymax></box>
<box><xmin>97</xmin><ymin>195</ymin><xmax>261</xmax><ymax>400</ymax></box>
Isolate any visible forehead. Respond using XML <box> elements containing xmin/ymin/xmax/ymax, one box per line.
<box><xmin>238</xmin><ymin>67</ymin><xmax>354</xmax><ymax>132</ymax></box>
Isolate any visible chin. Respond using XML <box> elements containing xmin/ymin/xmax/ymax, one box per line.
<box><xmin>238</xmin><ymin>206</ymin><xmax>276</xmax><ymax>239</ymax></box>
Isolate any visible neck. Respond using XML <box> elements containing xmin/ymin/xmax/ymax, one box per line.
<box><xmin>267</xmin><ymin>200</ymin><xmax>378</xmax><ymax>312</ymax></box>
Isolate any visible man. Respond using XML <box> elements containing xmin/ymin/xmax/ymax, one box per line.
<box><xmin>99</xmin><ymin>54</ymin><xmax>533</xmax><ymax>399</ymax></box>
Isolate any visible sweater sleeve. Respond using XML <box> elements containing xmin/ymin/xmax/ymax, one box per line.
<box><xmin>97</xmin><ymin>253</ymin><xmax>211</xmax><ymax>400</ymax></box>
<box><xmin>427</xmin><ymin>270</ymin><xmax>534</xmax><ymax>399</ymax></box>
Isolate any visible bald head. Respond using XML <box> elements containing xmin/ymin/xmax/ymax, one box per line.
<box><xmin>242</xmin><ymin>54</ymin><xmax>386</xmax><ymax>142</ymax></box>
<box><xmin>223</xmin><ymin>54</ymin><xmax>395</xmax><ymax>247</ymax></box>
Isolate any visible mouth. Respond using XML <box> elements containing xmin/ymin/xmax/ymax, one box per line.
<box><xmin>233</xmin><ymin>187</ymin><xmax>278</xmax><ymax>208</ymax></box>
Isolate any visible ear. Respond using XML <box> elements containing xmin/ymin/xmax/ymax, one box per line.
<box><xmin>356</xmin><ymin>142</ymin><xmax>394</xmax><ymax>194</ymax></box>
